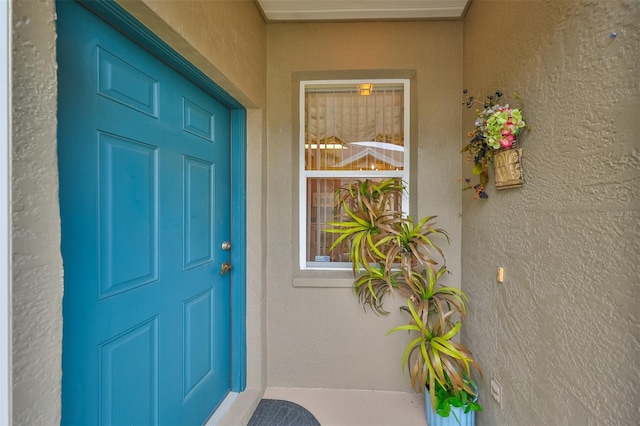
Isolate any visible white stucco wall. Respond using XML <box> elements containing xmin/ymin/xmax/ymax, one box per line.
<box><xmin>462</xmin><ymin>1</ymin><xmax>640</xmax><ymax>424</ymax></box>
<box><xmin>11</xmin><ymin>0</ymin><xmax>62</xmax><ymax>424</ymax></box>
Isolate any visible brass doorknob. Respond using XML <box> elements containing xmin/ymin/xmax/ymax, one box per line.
<box><xmin>220</xmin><ymin>261</ymin><xmax>233</xmax><ymax>275</ymax></box>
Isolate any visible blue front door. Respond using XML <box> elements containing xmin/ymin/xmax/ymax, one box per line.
<box><xmin>58</xmin><ymin>2</ymin><xmax>232</xmax><ymax>424</ymax></box>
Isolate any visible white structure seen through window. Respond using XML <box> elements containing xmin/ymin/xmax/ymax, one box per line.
<box><xmin>300</xmin><ymin>79</ymin><xmax>410</xmax><ymax>270</ymax></box>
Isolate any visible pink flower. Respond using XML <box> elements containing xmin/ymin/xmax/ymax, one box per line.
<box><xmin>500</xmin><ymin>134</ymin><xmax>515</xmax><ymax>149</ymax></box>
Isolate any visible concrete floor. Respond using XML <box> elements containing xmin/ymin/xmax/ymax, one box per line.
<box><xmin>262</xmin><ymin>387</ymin><xmax>427</xmax><ymax>426</ymax></box>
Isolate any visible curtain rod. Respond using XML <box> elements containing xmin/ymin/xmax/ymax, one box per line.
<box><xmin>306</xmin><ymin>88</ymin><xmax>403</xmax><ymax>94</ymax></box>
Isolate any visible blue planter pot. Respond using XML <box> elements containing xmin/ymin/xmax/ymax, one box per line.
<box><xmin>425</xmin><ymin>391</ymin><xmax>476</xmax><ymax>426</ymax></box>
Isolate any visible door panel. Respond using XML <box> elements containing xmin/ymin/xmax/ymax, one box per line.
<box><xmin>183</xmin><ymin>157</ymin><xmax>215</xmax><ymax>270</ymax></box>
<box><xmin>98</xmin><ymin>132</ymin><xmax>159</xmax><ymax>297</ymax></box>
<box><xmin>99</xmin><ymin>317</ymin><xmax>159</xmax><ymax>426</ymax></box>
<box><xmin>57</xmin><ymin>2</ymin><xmax>232</xmax><ymax>424</ymax></box>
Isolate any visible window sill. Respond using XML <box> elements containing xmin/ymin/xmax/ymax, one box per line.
<box><xmin>292</xmin><ymin>269</ymin><xmax>355</xmax><ymax>288</ymax></box>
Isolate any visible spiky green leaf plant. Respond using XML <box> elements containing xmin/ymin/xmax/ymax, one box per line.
<box><xmin>352</xmin><ymin>263</ymin><xmax>404</xmax><ymax>316</ymax></box>
<box><xmin>377</xmin><ymin>215</ymin><xmax>449</xmax><ymax>284</ymax></box>
<box><xmin>388</xmin><ymin>298</ymin><xmax>482</xmax><ymax>411</ymax></box>
<box><xmin>324</xmin><ymin>178</ymin><xmax>483</xmax><ymax>419</ymax></box>
<box><xmin>325</xmin><ymin>200</ymin><xmax>399</xmax><ymax>275</ymax></box>
<box><xmin>405</xmin><ymin>265</ymin><xmax>469</xmax><ymax>332</ymax></box>
<box><xmin>326</xmin><ymin>179</ymin><xmax>405</xmax><ymax>276</ymax></box>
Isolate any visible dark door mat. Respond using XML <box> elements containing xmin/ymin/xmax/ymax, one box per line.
<box><xmin>248</xmin><ymin>399</ymin><xmax>321</xmax><ymax>426</ymax></box>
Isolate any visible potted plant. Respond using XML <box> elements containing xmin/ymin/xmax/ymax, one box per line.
<box><xmin>325</xmin><ymin>178</ymin><xmax>483</xmax><ymax>425</ymax></box>
<box><xmin>460</xmin><ymin>89</ymin><xmax>528</xmax><ymax>199</ymax></box>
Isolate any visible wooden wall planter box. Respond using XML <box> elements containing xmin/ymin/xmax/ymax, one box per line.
<box><xmin>494</xmin><ymin>148</ymin><xmax>523</xmax><ymax>190</ymax></box>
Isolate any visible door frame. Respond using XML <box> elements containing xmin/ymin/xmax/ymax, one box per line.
<box><xmin>67</xmin><ymin>0</ymin><xmax>247</xmax><ymax>393</ymax></box>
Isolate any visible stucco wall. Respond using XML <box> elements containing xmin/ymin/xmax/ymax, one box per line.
<box><xmin>461</xmin><ymin>1</ymin><xmax>640</xmax><ymax>424</ymax></box>
<box><xmin>11</xmin><ymin>0</ymin><xmax>62</xmax><ymax>424</ymax></box>
<box><xmin>266</xmin><ymin>21</ymin><xmax>464</xmax><ymax>391</ymax></box>
<box><xmin>11</xmin><ymin>0</ymin><xmax>267</xmax><ymax>424</ymax></box>
<box><xmin>121</xmin><ymin>0</ymin><xmax>266</xmax><ymax>108</ymax></box>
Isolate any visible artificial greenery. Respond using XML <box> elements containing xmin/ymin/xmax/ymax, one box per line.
<box><xmin>431</xmin><ymin>375</ymin><xmax>482</xmax><ymax>420</ymax></box>
<box><xmin>461</xmin><ymin>89</ymin><xmax>528</xmax><ymax>199</ymax></box>
<box><xmin>325</xmin><ymin>178</ymin><xmax>483</xmax><ymax>418</ymax></box>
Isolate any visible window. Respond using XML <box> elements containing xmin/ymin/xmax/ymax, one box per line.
<box><xmin>299</xmin><ymin>79</ymin><xmax>410</xmax><ymax>270</ymax></box>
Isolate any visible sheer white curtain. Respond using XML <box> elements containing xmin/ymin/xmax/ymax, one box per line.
<box><xmin>303</xmin><ymin>84</ymin><xmax>406</xmax><ymax>265</ymax></box>
<box><xmin>305</xmin><ymin>87</ymin><xmax>404</xmax><ymax>171</ymax></box>
<box><xmin>306</xmin><ymin>89</ymin><xmax>403</xmax><ymax>144</ymax></box>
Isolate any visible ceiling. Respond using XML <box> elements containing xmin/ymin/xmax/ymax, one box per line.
<box><xmin>256</xmin><ymin>0</ymin><xmax>472</xmax><ymax>22</ymax></box>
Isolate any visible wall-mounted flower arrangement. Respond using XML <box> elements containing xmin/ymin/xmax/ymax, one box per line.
<box><xmin>460</xmin><ymin>89</ymin><xmax>529</xmax><ymax>199</ymax></box>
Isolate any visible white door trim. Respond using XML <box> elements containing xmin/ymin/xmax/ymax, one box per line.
<box><xmin>0</xmin><ymin>0</ymin><xmax>12</xmax><ymax>424</ymax></box>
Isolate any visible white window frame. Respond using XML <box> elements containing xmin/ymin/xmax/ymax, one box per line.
<box><xmin>1</xmin><ymin>0</ymin><xmax>11</xmax><ymax>423</ymax></box>
<box><xmin>299</xmin><ymin>79</ymin><xmax>410</xmax><ymax>271</ymax></box>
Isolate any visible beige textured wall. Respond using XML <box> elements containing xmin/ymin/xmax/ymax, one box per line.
<box><xmin>11</xmin><ymin>0</ymin><xmax>267</xmax><ymax>424</ymax></box>
<box><xmin>120</xmin><ymin>0</ymin><xmax>266</xmax><ymax>108</ymax></box>
<box><xmin>11</xmin><ymin>0</ymin><xmax>62</xmax><ymax>424</ymax></box>
<box><xmin>266</xmin><ymin>21</ymin><xmax>464</xmax><ymax>391</ymax></box>
<box><xmin>461</xmin><ymin>1</ymin><xmax>640</xmax><ymax>425</ymax></box>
